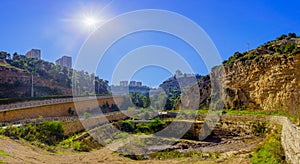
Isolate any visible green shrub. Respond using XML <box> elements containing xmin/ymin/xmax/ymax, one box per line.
<box><xmin>136</xmin><ymin>123</ymin><xmax>151</xmax><ymax>134</ymax></box>
<box><xmin>251</xmin><ymin>128</ymin><xmax>285</xmax><ymax>164</ymax></box>
<box><xmin>149</xmin><ymin>118</ymin><xmax>165</xmax><ymax>133</ymax></box>
<box><xmin>83</xmin><ymin>112</ymin><xmax>91</xmax><ymax>119</ymax></box>
<box><xmin>0</xmin><ymin>121</ymin><xmax>64</xmax><ymax>145</ymax></box>
<box><xmin>73</xmin><ymin>141</ymin><xmax>90</xmax><ymax>152</ymax></box>
<box><xmin>40</xmin><ymin>121</ymin><xmax>64</xmax><ymax>145</ymax></box>
<box><xmin>252</xmin><ymin>121</ymin><xmax>267</xmax><ymax>137</ymax></box>
<box><xmin>0</xmin><ymin>149</ymin><xmax>10</xmax><ymax>157</ymax></box>
<box><xmin>120</xmin><ymin>120</ymin><xmax>135</xmax><ymax>132</ymax></box>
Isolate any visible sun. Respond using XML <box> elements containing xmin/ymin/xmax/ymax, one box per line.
<box><xmin>61</xmin><ymin>3</ymin><xmax>109</xmax><ymax>33</ymax></box>
<box><xmin>83</xmin><ymin>16</ymin><xmax>98</xmax><ymax>28</ymax></box>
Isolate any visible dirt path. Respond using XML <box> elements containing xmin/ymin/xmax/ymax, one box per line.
<box><xmin>0</xmin><ymin>136</ymin><xmax>250</xmax><ymax>164</ymax></box>
<box><xmin>0</xmin><ymin>136</ymin><xmax>132</xmax><ymax>164</ymax></box>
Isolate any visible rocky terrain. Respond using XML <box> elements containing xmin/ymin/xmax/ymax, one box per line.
<box><xmin>179</xmin><ymin>34</ymin><xmax>300</xmax><ymax>120</ymax></box>
<box><xmin>223</xmin><ymin>36</ymin><xmax>300</xmax><ymax>114</ymax></box>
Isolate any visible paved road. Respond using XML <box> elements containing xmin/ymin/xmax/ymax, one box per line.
<box><xmin>0</xmin><ymin>96</ymin><xmax>112</xmax><ymax>111</ymax></box>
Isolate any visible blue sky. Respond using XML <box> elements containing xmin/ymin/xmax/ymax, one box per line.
<box><xmin>1</xmin><ymin>0</ymin><xmax>299</xmax><ymax>87</ymax></box>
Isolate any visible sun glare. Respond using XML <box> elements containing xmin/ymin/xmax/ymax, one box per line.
<box><xmin>83</xmin><ymin>16</ymin><xmax>98</xmax><ymax>28</ymax></box>
<box><xmin>61</xmin><ymin>2</ymin><xmax>111</xmax><ymax>33</ymax></box>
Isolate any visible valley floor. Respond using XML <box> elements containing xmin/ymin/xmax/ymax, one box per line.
<box><xmin>0</xmin><ymin>136</ymin><xmax>251</xmax><ymax>164</ymax></box>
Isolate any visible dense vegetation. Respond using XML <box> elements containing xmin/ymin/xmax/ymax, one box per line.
<box><xmin>251</xmin><ymin>127</ymin><xmax>286</xmax><ymax>164</ymax></box>
<box><xmin>0</xmin><ymin>121</ymin><xmax>64</xmax><ymax>145</ymax></box>
<box><xmin>159</xmin><ymin>73</ymin><xmax>203</xmax><ymax>110</ymax></box>
<box><xmin>0</xmin><ymin>52</ymin><xmax>109</xmax><ymax>97</ymax></box>
<box><xmin>0</xmin><ymin>121</ymin><xmax>99</xmax><ymax>152</ymax></box>
<box><xmin>223</xmin><ymin>32</ymin><xmax>300</xmax><ymax>66</ymax></box>
<box><xmin>118</xmin><ymin>118</ymin><xmax>166</xmax><ymax>134</ymax></box>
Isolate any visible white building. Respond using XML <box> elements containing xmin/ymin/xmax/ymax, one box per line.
<box><xmin>120</xmin><ymin>81</ymin><xmax>128</xmax><ymax>86</ymax></box>
<box><xmin>25</xmin><ymin>49</ymin><xmax>41</xmax><ymax>60</ymax></box>
<box><xmin>56</xmin><ymin>56</ymin><xmax>72</xmax><ymax>68</ymax></box>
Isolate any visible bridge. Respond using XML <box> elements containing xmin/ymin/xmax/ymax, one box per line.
<box><xmin>0</xmin><ymin>96</ymin><xmax>127</xmax><ymax>123</ymax></box>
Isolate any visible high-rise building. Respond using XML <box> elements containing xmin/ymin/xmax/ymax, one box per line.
<box><xmin>136</xmin><ymin>82</ymin><xmax>142</xmax><ymax>87</ymax></box>
<box><xmin>25</xmin><ymin>49</ymin><xmax>41</xmax><ymax>60</ymax></box>
<box><xmin>120</xmin><ymin>81</ymin><xmax>128</xmax><ymax>87</ymax></box>
<box><xmin>129</xmin><ymin>81</ymin><xmax>137</xmax><ymax>86</ymax></box>
<box><xmin>56</xmin><ymin>56</ymin><xmax>72</xmax><ymax>68</ymax></box>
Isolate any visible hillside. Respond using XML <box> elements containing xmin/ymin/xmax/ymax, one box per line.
<box><xmin>0</xmin><ymin>53</ymin><xmax>109</xmax><ymax>98</ymax></box>
<box><xmin>162</xmin><ymin>33</ymin><xmax>300</xmax><ymax>118</ymax></box>
<box><xmin>222</xmin><ymin>33</ymin><xmax>300</xmax><ymax>114</ymax></box>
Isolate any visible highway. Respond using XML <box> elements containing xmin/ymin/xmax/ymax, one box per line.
<box><xmin>0</xmin><ymin>96</ymin><xmax>113</xmax><ymax>111</ymax></box>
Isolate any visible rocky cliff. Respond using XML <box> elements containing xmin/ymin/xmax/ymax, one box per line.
<box><xmin>222</xmin><ymin>36</ymin><xmax>300</xmax><ymax>116</ymax></box>
<box><xmin>179</xmin><ymin>34</ymin><xmax>300</xmax><ymax>119</ymax></box>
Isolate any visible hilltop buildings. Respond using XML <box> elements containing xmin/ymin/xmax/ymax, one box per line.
<box><xmin>55</xmin><ymin>56</ymin><xmax>72</xmax><ymax>68</ymax></box>
<box><xmin>119</xmin><ymin>80</ymin><xmax>142</xmax><ymax>87</ymax></box>
<box><xmin>25</xmin><ymin>49</ymin><xmax>41</xmax><ymax>60</ymax></box>
<box><xmin>120</xmin><ymin>81</ymin><xmax>128</xmax><ymax>87</ymax></box>
<box><xmin>24</xmin><ymin>49</ymin><xmax>73</xmax><ymax>69</ymax></box>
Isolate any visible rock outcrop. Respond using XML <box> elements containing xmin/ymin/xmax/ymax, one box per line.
<box><xmin>222</xmin><ymin>37</ymin><xmax>300</xmax><ymax>118</ymax></box>
<box><xmin>224</xmin><ymin>53</ymin><xmax>300</xmax><ymax>112</ymax></box>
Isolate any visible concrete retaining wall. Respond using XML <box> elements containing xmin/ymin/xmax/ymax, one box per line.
<box><xmin>0</xmin><ymin>96</ymin><xmax>125</xmax><ymax>123</ymax></box>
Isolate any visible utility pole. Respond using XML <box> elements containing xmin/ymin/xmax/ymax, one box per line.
<box><xmin>31</xmin><ymin>63</ymin><xmax>35</xmax><ymax>97</ymax></box>
<box><xmin>31</xmin><ymin>73</ymin><xmax>34</xmax><ymax>97</ymax></box>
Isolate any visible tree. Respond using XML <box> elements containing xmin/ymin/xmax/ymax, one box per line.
<box><xmin>0</xmin><ymin>51</ymin><xmax>10</xmax><ymax>60</ymax></box>
<box><xmin>276</xmin><ymin>34</ymin><xmax>287</xmax><ymax>40</ymax></box>
<box><xmin>288</xmin><ymin>32</ymin><xmax>297</xmax><ymax>38</ymax></box>
<box><xmin>233</xmin><ymin>51</ymin><xmax>243</xmax><ymax>59</ymax></box>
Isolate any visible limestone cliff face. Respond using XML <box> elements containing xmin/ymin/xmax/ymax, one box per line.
<box><xmin>224</xmin><ymin>53</ymin><xmax>300</xmax><ymax>113</ymax></box>
<box><xmin>222</xmin><ymin>36</ymin><xmax>300</xmax><ymax>115</ymax></box>
<box><xmin>163</xmin><ymin>36</ymin><xmax>300</xmax><ymax>115</ymax></box>
<box><xmin>181</xmin><ymin>36</ymin><xmax>300</xmax><ymax>117</ymax></box>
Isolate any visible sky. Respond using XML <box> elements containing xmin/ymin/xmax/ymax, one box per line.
<box><xmin>1</xmin><ymin>0</ymin><xmax>299</xmax><ymax>87</ymax></box>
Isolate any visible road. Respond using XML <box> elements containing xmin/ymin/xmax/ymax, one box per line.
<box><xmin>0</xmin><ymin>96</ymin><xmax>112</xmax><ymax>111</ymax></box>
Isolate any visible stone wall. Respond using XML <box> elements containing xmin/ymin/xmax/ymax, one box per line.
<box><xmin>270</xmin><ymin>116</ymin><xmax>300</xmax><ymax>164</ymax></box>
<box><xmin>62</xmin><ymin>110</ymin><xmax>139</xmax><ymax>136</ymax></box>
<box><xmin>218</xmin><ymin>115</ymin><xmax>300</xmax><ymax>164</ymax></box>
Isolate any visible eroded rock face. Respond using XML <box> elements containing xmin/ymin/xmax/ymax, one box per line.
<box><xmin>223</xmin><ymin>54</ymin><xmax>300</xmax><ymax>114</ymax></box>
<box><xmin>181</xmin><ymin>52</ymin><xmax>300</xmax><ymax>115</ymax></box>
